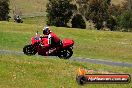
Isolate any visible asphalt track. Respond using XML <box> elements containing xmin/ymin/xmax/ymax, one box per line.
<box><xmin>0</xmin><ymin>50</ymin><xmax>132</xmax><ymax>67</ymax></box>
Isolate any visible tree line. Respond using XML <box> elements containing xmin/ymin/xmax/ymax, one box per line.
<box><xmin>46</xmin><ymin>0</ymin><xmax>132</xmax><ymax>31</ymax></box>
<box><xmin>0</xmin><ymin>0</ymin><xmax>132</xmax><ymax>31</ymax></box>
<box><xmin>0</xmin><ymin>0</ymin><xmax>10</xmax><ymax>21</ymax></box>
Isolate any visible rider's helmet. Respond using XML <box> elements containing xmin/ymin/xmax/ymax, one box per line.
<box><xmin>43</xmin><ymin>27</ymin><xmax>50</xmax><ymax>35</ymax></box>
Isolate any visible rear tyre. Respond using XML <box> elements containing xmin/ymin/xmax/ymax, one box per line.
<box><xmin>23</xmin><ymin>45</ymin><xmax>37</xmax><ymax>56</ymax></box>
<box><xmin>58</xmin><ymin>48</ymin><xmax>73</xmax><ymax>59</ymax></box>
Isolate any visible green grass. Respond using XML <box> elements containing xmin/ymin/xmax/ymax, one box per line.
<box><xmin>0</xmin><ymin>21</ymin><xmax>132</xmax><ymax>63</ymax></box>
<box><xmin>0</xmin><ymin>54</ymin><xmax>132</xmax><ymax>88</ymax></box>
<box><xmin>22</xmin><ymin>16</ymin><xmax>47</xmax><ymax>25</ymax></box>
<box><xmin>9</xmin><ymin>0</ymin><xmax>47</xmax><ymax>17</ymax></box>
<box><xmin>0</xmin><ymin>18</ymin><xmax>131</xmax><ymax>88</ymax></box>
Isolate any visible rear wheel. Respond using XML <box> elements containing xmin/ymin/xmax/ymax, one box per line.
<box><xmin>58</xmin><ymin>48</ymin><xmax>73</xmax><ymax>59</ymax></box>
<box><xmin>23</xmin><ymin>45</ymin><xmax>37</xmax><ymax>56</ymax></box>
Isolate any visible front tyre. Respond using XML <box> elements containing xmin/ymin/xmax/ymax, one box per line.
<box><xmin>58</xmin><ymin>48</ymin><xmax>73</xmax><ymax>59</ymax></box>
<box><xmin>23</xmin><ymin>45</ymin><xmax>37</xmax><ymax>56</ymax></box>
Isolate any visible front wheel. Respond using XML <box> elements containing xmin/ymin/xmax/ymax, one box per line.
<box><xmin>58</xmin><ymin>48</ymin><xmax>73</xmax><ymax>59</ymax></box>
<box><xmin>23</xmin><ymin>45</ymin><xmax>37</xmax><ymax>56</ymax></box>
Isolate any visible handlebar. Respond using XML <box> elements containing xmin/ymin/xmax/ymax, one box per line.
<box><xmin>36</xmin><ymin>31</ymin><xmax>38</xmax><ymax>35</ymax></box>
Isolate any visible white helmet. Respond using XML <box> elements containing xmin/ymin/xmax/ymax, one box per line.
<box><xmin>43</xmin><ymin>26</ymin><xmax>50</xmax><ymax>34</ymax></box>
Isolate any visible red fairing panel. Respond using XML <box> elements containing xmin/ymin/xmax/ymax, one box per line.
<box><xmin>41</xmin><ymin>38</ymin><xmax>48</xmax><ymax>45</ymax></box>
<box><xmin>31</xmin><ymin>37</ymin><xmax>41</xmax><ymax>45</ymax></box>
<box><xmin>63</xmin><ymin>38</ymin><xmax>74</xmax><ymax>48</ymax></box>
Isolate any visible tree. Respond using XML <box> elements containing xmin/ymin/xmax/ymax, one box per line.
<box><xmin>71</xmin><ymin>14</ymin><xmax>86</xmax><ymax>29</ymax></box>
<box><xmin>0</xmin><ymin>0</ymin><xmax>10</xmax><ymax>21</ymax></box>
<box><xmin>128</xmin><ymin>0</ymin><xmax>132</xmax><ymax>11</ymax></box>
<box><xmin>77</xmin><ymin>0</ymin><xmax>111</xmax><ymax>30</ymax></box>
<box><xmin>46</xmin><ymin>0</ymin><xmax>76</xmax><ymax>27</ymax></box>
<box><xmin>117</xmin><ymin>11</ymin><xmax>132</xmax><ymax>31</ymax></box>
<box><xmin>106</xmin><ymin>16</ymin><xmax>117</xmax><ymax>31</ymax></box>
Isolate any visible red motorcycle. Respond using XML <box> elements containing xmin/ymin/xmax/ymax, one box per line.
<box><xmin>23</xmin><ymin>32</ymin><xmax>74</xmax><ymax>59</ymax></box>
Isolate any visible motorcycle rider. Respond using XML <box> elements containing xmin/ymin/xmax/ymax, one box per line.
<box><xmin>42</xmin><ymin>27</ymin><xmax>62</xmax><ymax>55</ymax></box>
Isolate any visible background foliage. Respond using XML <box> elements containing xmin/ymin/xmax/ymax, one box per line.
<box><xmin>0</xmin><ymin>0</ymin><xmax>10</xmax><ymax>21</ymax></box>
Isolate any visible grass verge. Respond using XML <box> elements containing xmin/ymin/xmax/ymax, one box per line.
<box><xmin>0</xmin><ymin>54</ymin><xmax>132</xmax><ymax>88</ymax></box>
<box><xmin>0</xmin><ymin>21</ymin><xmax>132</xmax><ymax>63</ymax></box>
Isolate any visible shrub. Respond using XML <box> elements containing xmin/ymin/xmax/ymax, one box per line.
<box><xmin>46</xmin><ymin>0</ymin><xmax>76</xmax><ymax>27</ymax></box>
<box><xmin>0</xmin><ymin>0</ymin><xmax>10</xmax><ymax>21</ymax></box>
<box><xmin>117</xmin><ymin>11</ymin><xmax>132</xmax><ymax>31</ymax></box>
<box><xmin>71</xmin><ymin>14</ymin><xmax>86</xmax><ymax>29</ymax></box>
